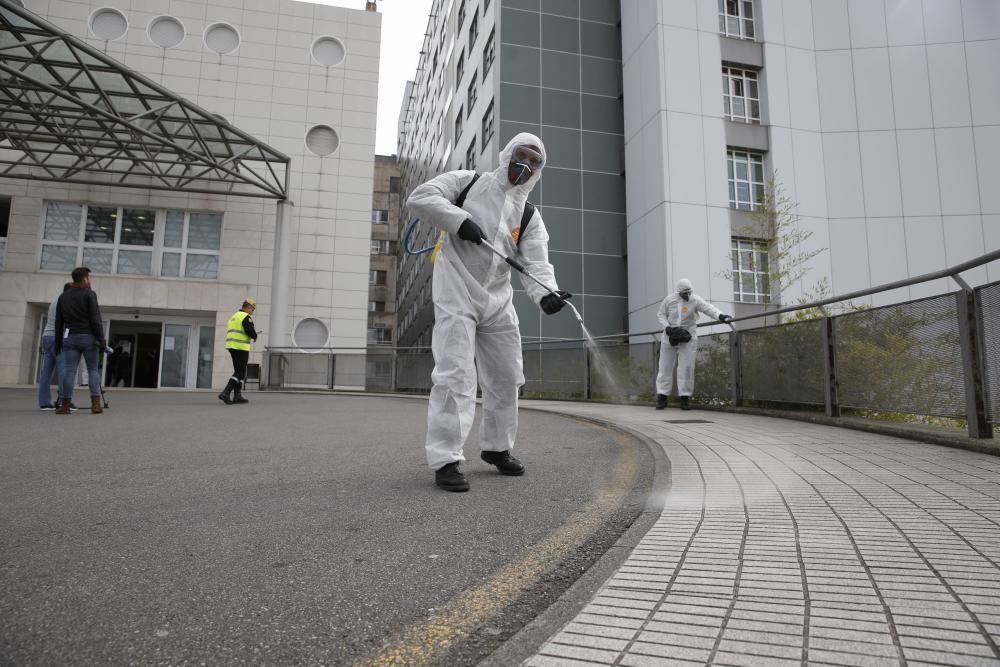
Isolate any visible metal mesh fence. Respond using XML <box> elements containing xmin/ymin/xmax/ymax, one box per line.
<box><xmin>522</xmin><ymin>345</ymin><xmax>587</xmax><ymax>399</ymax></box>
<box><xmin>977</xmin><ymin>282</ymin><xmax>1000</xmax><ymax>423</ymax></box>
<box><xmin>266</xmin><ymin>351</ymin><xmax>330</xmax><ymax>388</ymax></box>
<box><xmin>836</xmin><ymin>293</ymin><xmax>964</xmax><ymax>418</ymax></box>
<box><xmin>588</xmin><ymin>340</ymin><xmax>657</xmax><ymax>402</ymax></box>
<box><xmin>693</xmin><ymin>332</ymin><xmax>732</xmax><ymax>404</ymax></box>
<box><xmin>740</xmin><ymin>319</ymin><xmax>825</xmax><ymax>405</ymax></box>
<box><xmin>393</xmin><ymin>349</ymin><xmax>434</xmax><ymax>393</ymax></box>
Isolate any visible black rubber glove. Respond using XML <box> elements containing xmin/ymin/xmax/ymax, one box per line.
<box><xmin>540</xmin><ymin>290</ymin><xmax>572</xmax><ymax>315</ymax></box>
<box><xmin>718</xmin><ymin>314</ymin><xmax>732</xmax><ymax>323</ymax></box>
<box><xmin>457</xmin><ymin>219</ymin><xmax>486</xmax><ymax>244</ymax></box>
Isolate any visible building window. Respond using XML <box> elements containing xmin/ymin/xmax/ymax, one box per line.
<box><xmin>732</xmin><ymin>238</ymin><xmax>770</xmax><ymax>303</ymax></box>
<box><xmin>719</xmin><ymin>0</ymin><xmax>755</xmax><ymax>40</ymax></box>
<box><xmin>367</xmin><ymin>326</ymin><xmax>392</xmax><ymax>344</ymax></box>
<box><xmin>455</xmin><ymin>105</ymin><xmax>463</xmax><ymax>141</ymax></box>
<box><xmin>456</xmin><ymin>50</ymin><xmax>465</xmax><ymax>86</ymax></box>
<box><xmin>481</xmin><ymin>100</ymin><xmax>494</xmax><ymax>145</ymax></box>
<box><xmin>370</xmin><ymin>239</ymin><xmax>393</xmax><ymax>255</ymax></box>
<box><xmin>368</xmin><ymin>300</ymin><xmax>386</xmax><ymax>313</ymax></box>
<box><xmin>389</xmin><ymin>176</ymin><xmax>400</xmax><ymax>193</ymax></box>
<box><xmin>0</xmin><ymin>197</ymin><xmax>9</xmax><ymax>270</ymax></box>
<box><xmin>39</xmin><ymin>202</ymin><xmax>221</xmax><ymax>279</ymax></box>
<box><xmin>465</xmin><ymin>135</ymin><xmax>477</xmax><ymax>170</ymax></box>
<box><xmin>483</xmin><ymin>29</ymin><xmax>495</xmax><ymax>77</ymax></box>
<box><xmin>457</xmin><ymin>0</ymin><xmax>466</xmax><ymax>29</ymax></box>
<box><xmin>467</xmin><ymin>73</ymin><xmax>478</xmax><ymax>116</ymax></box>
<box><xmin>371</xmin><ymin>209</ymin><xmax>389</xmax><ymax>224</ymax></box>
<box><xmin>369</xmin><ymin>270</ymin><xmax>387</xmax><ymax>286</ymax></box>
<box><xmin>722</xmin><ymin>66</ymin><xmax>760</xmax><ymax>123</ymax></box>
<box><xmin>727</xmin><ymin>150</ymin><xmax>765</xmax><ymax>211</ymax></box>
<box><xmin>468</xmin><ymin>13</ymin><xmax>478</xmax><ymax>51</ymax></box>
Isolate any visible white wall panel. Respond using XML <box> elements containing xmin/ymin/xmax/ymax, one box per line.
<box><xmin>822</xmin><ymin>132</ymin><xmax>865</xmax><ymax>218</ymax></box>
<box><xmin>757</xmin><ymin>0</ymin><xmax>785</xmax><ymax>43</ymax></box>
<box><xmin>642</xmin><ymin>114</ymin><xmax>670</xmax><ymax>216</ymax></box>
<box><xmin>763</xmin><ymin>45</ymin><xmax>790</xmax><ymax>127</ymax></box>
<box><xmin>706</xmin><ymin>207</ymin><xmax>732</xmax><ymax>302</ymax></box>
<box><xmin>667</xmin><ymin>203</ymin><xmax>711</xmax><ymax>299</ymax></box>
<box><xmin>974</xmin><ymin>126</ymin><xmax>1000</xmax><ymax>215</ymax></box>
<box><xmin>663</xmin><ymin>0</ymin><xmax>697</xmax><ymax>30</ymax></box>
<box><xmin>965</xmin><ymin>40</ymin><xmax>1000</xmax><ymax>125</ymax></box>
<box><xmin>665</xmin><ymin>112</ymin><xmax>705</xmax><ymax>205</ymax></box>
<box><xmin>828</xmin><ymin>219</ymin><xmax>871</xmax><ymax>295</ymax></box>
<box><xmin>785</xmin><ymin>48</ymin><xmax>821</xmax><ymax>131</ymax></box>
<box><xmin>811</xmin><ymin>0</ymin><xmax>850</xmax><ymax>51</ymax></box>
<box><xmin>896</xmin><ymin>129</ymin><xmax>941</xmax><ymax>218</ymax></box>
<box><xmin>961</xmin><ymin>0</ymin><xmax>1000</xmax><ymax>41</ymax></box>
<box><xmin>926</xmin><ymin>44</ymin><xmax>972</xmax><ymax>127</ymax></box>
<box><xmin>815</xmin><ymin>50</ymin><xmax>857</xmax><ymax>132</ymax></box>
<box><xmin>943</xmin><ymin>215</ymin><xmax>989</xmax><ymax>285</ymax></box>
<box><xmin>984</xmin><ymin>215</ymin><xmax>1000</xmax><ymax>282</ymax></box>
<box><xmin>859</xmin><ymin>131</ymin><xmax>903</xmax><ymax>218</ymax></box>
<box><xmin>698</xmin><ymin>31</ymin><xmax>722</xmax><ymax>118</ymax></box>
<box><xmin>663</xmin><ymin>25</ymin><xmax>702</xmax><ymax>115</ymax></box>
<box><xmin>889</xmin><ymin>45</ymin><xmax>933</xmax><ymax>130</ymax></box>
<box><xmin>847</xmin><ymin>0</ymin><xmax>888</xmax><ymax>48</ymax></box>
<box><xmin>904</xmin><ymin>216</ymin><xmax>949</xmax><ymax>297</ymax></box>
<box><xmin>781</xmin><ymin>0</ymin><xmax>814</xmax><ymax>50</ymax></box>
<box><xmin>866</xmin><ymin>217</ymin><xmax>908</xmax><ymax>287</ymax></box>
<box><xmin>935</xmin><ymin>127</ymin><xmax>982</xmax><ymax>216</ymax></box>
<box><xmin>791</xmin><ymin>130</ymin><xmax>827</xmax><ymax>218</ymax></box>
<box><xmin>885</xmin><ymin>0</ymin><xmax>926</xmax><ymax>46</ymax></box>
<box><xmin>703</xmin><ymin>117</ymin><xmax>728</xmax><ymax>208</ymax></box>
<box><xmin>852</xmin><ymin>48</ymin><xmax>894</xmax><ymax>131</ymax></box>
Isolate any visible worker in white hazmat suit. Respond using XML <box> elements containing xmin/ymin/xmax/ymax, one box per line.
<box><xmin>407</xmin><ymin>133</ymin><xmax>571</xmax><ymax>492</ymax></box>
<box><xmin>655</xmin><ymin>278</ymin><xmax>731</xmax><ymax>411</ymax></box>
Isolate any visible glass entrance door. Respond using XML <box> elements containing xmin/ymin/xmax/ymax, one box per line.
<box><xmin>159</xmin><ymin>323</ymin><xmax>192</xmax><ymax>388</ymax></box>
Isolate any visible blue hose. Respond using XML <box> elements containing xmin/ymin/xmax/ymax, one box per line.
<box><xmin>403</xmin><ymin>217</ymin><xmax>435</xmax><ymax>256</ymax></box>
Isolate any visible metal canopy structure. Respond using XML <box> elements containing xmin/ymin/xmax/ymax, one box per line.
<box><xmin>0</xmin><ymin>0</ymin><xmax>289</xmax><ymax>199</ymax></box>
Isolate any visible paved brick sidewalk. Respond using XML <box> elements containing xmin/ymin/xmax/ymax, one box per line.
<box><xmin>520</xmin><ymin>402</ymin><xmax>1000</xmax><ymax>667</ymax></box>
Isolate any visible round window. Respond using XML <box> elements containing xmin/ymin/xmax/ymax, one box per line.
<box><xmin>294</xmin><ymin>318</ymin><xmax>329</xmax><ymax>350</ymax></box>
<box><xmin>148</xmin><ymin>16</ymin><xmax>185</xmax><ymax>49</ymax></box>
<box><xmin>89</xmin><ymin>8</ymin><xmax>128</xmax><ymax>41</ymax></box>
<box><xmin>204</xmin><ymin>22</ymin><xmax>240</xmax><ymax>55</ymax></box>
<box><xmin>311</xmin><ymin>36</ymin><xmax>346</xmax><ymax>67</ymax></box>
<box><xmin>304</xmin><ymin>125</ymin><xmax>340</xmax><ymax>156</ymax></box>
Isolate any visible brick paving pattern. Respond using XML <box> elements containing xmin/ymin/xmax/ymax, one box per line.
<box><xmin>521</xmin><ymin>404</ymin><xmax>1000</xmax><ymax>667</ymax></box>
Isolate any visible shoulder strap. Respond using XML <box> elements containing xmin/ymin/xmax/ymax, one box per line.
<box><xmin>455</xmin><ymin>173</ymin><xmax>480</xmax><ymax>208</ymax></box>
<box><xmin>516</xmin><ymin>202</ymin><xmax>535</xmax><ymax>247</ymax></box>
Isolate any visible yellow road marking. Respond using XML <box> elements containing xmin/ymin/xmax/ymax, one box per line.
<box><xmin>358</xmin><ymin>428</ymin><xmax>641</xmax><ymax>667</ymax></box>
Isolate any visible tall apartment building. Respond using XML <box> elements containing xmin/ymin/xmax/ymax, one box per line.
<box><xmin>398</xmin><ymin>0</ymin><xmax>998</xmax><ymax>349</ymax></box>
<box><xmin>623</xmin><ymin>0</ymin><xmax>999</xmax><ymax>332</ymax></box>
<box><xmin>0</xmin><ymin>0</ymin><xmax>380</xmax><ymax>388</ymax></box>
<box><xmin>368</xmin><ymin>155</ymin><xmax>401</xmax><ymax>347</ymax></box>
<box><xmin>396</xmin><ymin>0</ymin><xmax>629</xmax><ymax>346</ymax></box>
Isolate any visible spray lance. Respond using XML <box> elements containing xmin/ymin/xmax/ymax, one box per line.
<box><xmin>479</xmin><ymin>238</ymin><xmax>585</xmax><ymax>326</ymax></box>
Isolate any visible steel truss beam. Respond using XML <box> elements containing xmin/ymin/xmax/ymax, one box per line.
<box><xmin>0</xmin><ymin>0</ymin><xmax>289</xmax><ymax>199</ymax></box>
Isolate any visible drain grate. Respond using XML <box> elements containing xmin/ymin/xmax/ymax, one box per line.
<box><xmin>662</xmin><ymin>419</ymin><xmax>714</xmax><ymax>424</ymax></box>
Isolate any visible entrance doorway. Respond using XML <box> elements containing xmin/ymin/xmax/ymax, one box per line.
<box><xmin>107</xmin><ymin>320</ymin><xmax>162</xmax><ymax>388</ymax></box>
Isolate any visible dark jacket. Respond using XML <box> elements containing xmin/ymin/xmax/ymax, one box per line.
<box><xmin>54</xmin><ymin>285</ymin><xmax>105</xmax><ymax>351</ymax></box>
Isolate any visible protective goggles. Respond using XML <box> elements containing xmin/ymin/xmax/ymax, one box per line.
<box><xmin>511</xmin><ymin>145</ymin><xmax>544</xmax><ymax>170</ymax></box>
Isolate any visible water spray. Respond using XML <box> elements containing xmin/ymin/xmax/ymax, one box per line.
<box><xmin>480</xmin><ymin>238</ymin><xmax>585</xmax><ymax>326</ymax></box>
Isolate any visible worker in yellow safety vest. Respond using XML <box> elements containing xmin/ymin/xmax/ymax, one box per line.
<box><xmin>218</xmin><ymin>298</ymin><xmax>258</xmax><ymax>405</ymax></box>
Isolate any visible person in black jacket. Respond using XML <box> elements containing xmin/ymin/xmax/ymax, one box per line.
<box><xmin>54</xmin><ymin>267</ymin><xmax>108</xmax><ymax>414</ymax></box>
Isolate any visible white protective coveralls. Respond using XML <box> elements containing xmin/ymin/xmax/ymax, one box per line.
<box><xmin>407</xmin><ymin>133</ymin><xmax>560</xmax><ymax>470</ymax></box>
<box><xmin>655</xmin><ymin>279</ymin><xmax>722</xmax><ymax>397</ymax></box>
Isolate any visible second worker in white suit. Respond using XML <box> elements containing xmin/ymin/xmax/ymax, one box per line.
<box><xmin>407</xmin><ymin>133</ymin><xmax>571</xmax><ymax>492</ymax></box>
<box><xmin>655</xmin><ymin>278</ymin><xmax>731</xmax><ymax>410</ymax></box>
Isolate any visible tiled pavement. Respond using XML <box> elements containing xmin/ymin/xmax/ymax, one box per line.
<box><xmin>519</xmin><ymin>402</ymin><xmax>1000</xmax><ymax>667</ymax></box>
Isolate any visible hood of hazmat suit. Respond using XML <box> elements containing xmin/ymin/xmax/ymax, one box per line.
<box><xmin>406</xmin><ymin>133</ymin><xmax>562</xmax><ymax>470</ymax></box>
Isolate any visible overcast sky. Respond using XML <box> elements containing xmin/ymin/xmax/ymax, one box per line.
<box><xmin>301</xmin><ymin>0</ymin><xmax>434</xmax><ymax>155</ymax></box>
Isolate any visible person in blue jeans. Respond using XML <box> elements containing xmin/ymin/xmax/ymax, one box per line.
<box><xmin>38</xmin><ymin>283</ymin><xmax>72</xmax><ymax>411</ymax></box>
<box><xmin>54</xmin><ymin>267</ymin><xmax>107</xmax><ymax>414</ymax></box>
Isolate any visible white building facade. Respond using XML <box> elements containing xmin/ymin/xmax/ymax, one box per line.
<box><xmin>624</xmin><ymin>0</ymin><xmax>1000</xmax><ymax>333</ymax></box>
<box><xmin>0</xmin><ymin>0</ymin><xmax>381</xmax><ymax>388</ymax></box>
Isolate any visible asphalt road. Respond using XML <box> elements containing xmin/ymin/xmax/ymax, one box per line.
<box><xmin>0</xmin><ymin>389</ymin><xmax>652</xmax><ymax>666</ymax></box>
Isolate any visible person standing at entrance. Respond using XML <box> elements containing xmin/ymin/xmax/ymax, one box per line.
<box><xmin>655</xmin><ymin>278</ymin><xmax>731</xmax><ymax>411</ymax></box>
<box><xmin>54</xmin><ymin>267</ymin><xmax>107</xmax><ymax>415</ymax></box>
<box><xmin>38</xmin><ymin>283</ymin><xmax>71</xmax><ymax>411</ymax></box>
<box><xmin>219</xmin><ymin>298</ymin><xmax>257</xmax><ymax>405</ymax></box>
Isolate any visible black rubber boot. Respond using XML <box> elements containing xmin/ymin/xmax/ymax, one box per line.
<box><xmin>680</xmin><ymin>396</ymin><xmax>691</xmax><ymax>411</ymax></box>
<box><xmin>480</xmin><ymin>450</ymin><xmax>525</xmax><ymax>476</ymax></box>
<box><xmin>435</xmin><ymin>462</ymin><xmax>470</xmax><ymax>492</ymax></box>
<box><xmin>655</xmin><ymin>394</ymin><xmax>668</xmax><ymax>410</ymax></box>
<box><xmin>218</xmin><ymin>379</ymin><xmax>236</xmax><ymax>405</ymax></box>
<box><xmin>232</xmin><ymin>385</ymin><xmax>249</xmax><ymax>404</ymax></box>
